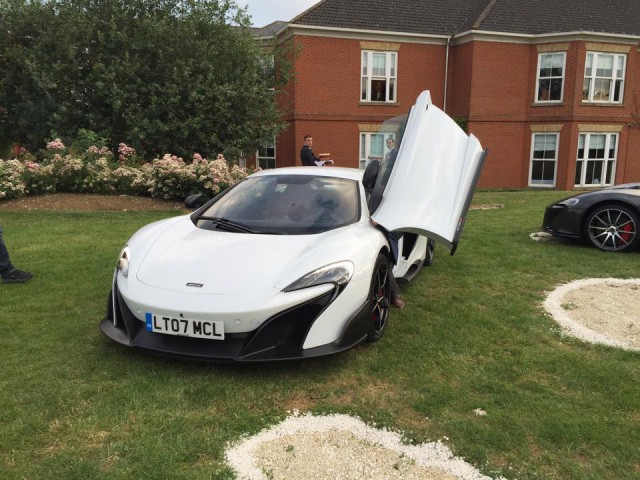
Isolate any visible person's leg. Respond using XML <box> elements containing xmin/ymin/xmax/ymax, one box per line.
<box><xmin>388</xmin><ymin>271</ymin><xmax>405</xmax><ymax>309</ymax></box>
<box><xmin>0</xmin><ymin>225</ymin><xmax>16</xmax><ymax>276</ymax></box>
<box><xmin>0</xmin><ymin>225</ymin><xmax>32</xmax><ymax>283</ymax></box>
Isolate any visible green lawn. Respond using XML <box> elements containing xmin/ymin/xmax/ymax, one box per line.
<box><xmin>1</xmin><ymin>190</ymin><xmax>639</xmax><ymax>479</ymax></box>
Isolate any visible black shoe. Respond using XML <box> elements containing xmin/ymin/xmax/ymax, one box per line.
<box><xmin>2</xmin><ymin>269</ymin><xmax>33</xmax><ymax>283</ymax></box>
<box><xmin>391</xmin><ymin>295</ymin><xmax>405</xmax><ymax>310</ymax></box>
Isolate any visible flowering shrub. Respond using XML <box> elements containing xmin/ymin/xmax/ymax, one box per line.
<box><xmin>22</xmin><ymin>161</ymin><xmax>57</xmax><ymax>195</ymax></box>
<box><xmin>0</xmin><ymin>159</ymin><xmax>26</xmax><ymax>199</ymax></box>
<box><xmin>46</xmin><ymin>138</ymin><xmax>66</xmax><ymax>151</ymax></box>
<box><xmin>0</xmin><ymin>142</ymin><xmax>249</xmax><ymax>201</ymax></box>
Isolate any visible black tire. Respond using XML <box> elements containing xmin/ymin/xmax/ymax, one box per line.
<box><xmin>366</xmin><ymin>254</ymin><xmax>391</xmax><ymax>343</ymax></box>
<box><xmin>423</xmin><ymin>237</ymin><xmax>435</xmax><ymax>266</ymax></box>
<box><xmin>585</xmin><ymin>204</ymin><xmax>640</xmax><ymax>252</ymax></box>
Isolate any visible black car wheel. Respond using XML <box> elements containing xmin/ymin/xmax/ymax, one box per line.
<box><xmin>366</xmin><ymin>254</ymin><xmax>391</xmax><ymax>342</ymax></box>
<box><xmin>586</xmin><ymin>204</ymin><xmax>639</xmax><ymax>252</ymax></box>
<box><xmin>423</xmin><ymin>237</ymin><xmax>435</xmax><ymax>266</ymax></box>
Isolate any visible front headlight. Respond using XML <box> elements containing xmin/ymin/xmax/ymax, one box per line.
<box><xmin>117</xmin><ymin>246</ymin><xmax>130</xmax><ymax>278</ymax></box>
<box><xmin>283</xmin><ymin>261</ymin><xmax>354</xmax><ymax>292</ymax></box>
<box><xmin>559</xmin><ymin>197</ymin><xmax>580</xmax><ymax>207</ymax></box>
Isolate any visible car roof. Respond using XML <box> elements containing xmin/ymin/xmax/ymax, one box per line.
<box><xmin>252</xmin><ymin>166</ymin><xmax>364</xmax><ymax>181</ymax></box>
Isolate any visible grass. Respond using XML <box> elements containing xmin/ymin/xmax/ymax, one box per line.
<box><xmin>1</xmin><ymin>190</ymin><xmax>639</xmax><ymax>479</ymax></box>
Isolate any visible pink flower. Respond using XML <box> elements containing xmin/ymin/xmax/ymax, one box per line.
<box><xmin>118</xmin><ymin>143</ymin><xmax>136</xmax><ymax>162</ymax></box>
<box><xmin>46</xmin><ymin>138</ymin><xmax>65</xmax><ymax>150</ymax></box>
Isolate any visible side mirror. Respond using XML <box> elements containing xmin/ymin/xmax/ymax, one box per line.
<box><xmin>184</xmin><ymin>193</ymin><xmax>205</xmax><ymax>210</ymax></box>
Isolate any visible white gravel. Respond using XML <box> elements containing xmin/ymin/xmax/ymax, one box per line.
<box><xmin>226</xmin><ymin>412</ymin><xmax>504</xmax><ymax>480</ymax></box>
<box><xmin>543</xmin><ymin>277</ymin><xmax>640</xmax><ymax>351</ymax></box>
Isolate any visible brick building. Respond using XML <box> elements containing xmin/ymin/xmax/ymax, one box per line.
<box><xmin>254</xmin><ymin>0</ymin><xmax>640</xmax><ymax>190</ymax></box>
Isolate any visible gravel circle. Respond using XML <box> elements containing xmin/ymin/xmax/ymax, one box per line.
<box><xmin>544</xmin><ymin>277</ymin><xmax>640</xmax><ymax>351</ymax></box>
<box><xmin>226</xmin><ymin>412</ymin><xmax>505</xmax><ymax>480</ymax></box>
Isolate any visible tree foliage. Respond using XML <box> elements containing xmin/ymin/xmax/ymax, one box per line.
<box><xmin>0</xmin><ymin>0</ymin><xmax>290</xmax><ymax>159</ymax></box>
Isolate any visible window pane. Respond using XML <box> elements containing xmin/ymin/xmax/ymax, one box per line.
<box><xmin>538</xmin><ymin>79</ymin><xmax>551</xmax><ymax>101</ymax></box>
<box><xmin>371</xmin><ymin>79</ymin><xmax>386</xmax><ymax>102</ymax></box>
<box><xmin>388</xmin><ymin>78</ymin><xmax>395</xmax><ymax>102</ymax></box>
<box><xmin>614</xmin><ymin>79</ymin><xmax>623</xmax><ymax>102</ymax></box>
<box><xmin>549</xmin><ymin>78</ymin><xmax>563</xmax><ymax>101</ymax></box>
<box><xmin>584</xmin><ymin>53</ymin><xmax>593</xmax><ymax>76</ymax></box>
<box><xmin>588</xmin><ymin>134</ymin><xmax>606</xmax><ymax>158</ymax></box>
<box><xmin>582</xmin><ymin>78</ymin><xmax>591</xmax><ymax>101</ymax></box>
<box><xmin>372</xmin><ymin>53</ymin><xmax>385</xmax><ymax>76</ymax></box>
<box><xmin>362</xmin><ymin>51</ymin><xmax>367</xmax><ymax>76</ymax></box>
<box><xmin>370</xmin><ymin>134</ymin><xmax>384</xmax><ymax>158</ymax></box>
<box><xmin>539</xmin><ymin>55</ymin><xmax>552</xmax><ymax>77</ymax></box>
<box><xmin>575</xmin><ymin>161</ymin><xmax>583</xmax><ymax>185</ymax></box>
<box><xmin>586</xmin><ymin>160</ymin><xmax>603</xmax><ymax>184</ymax></box>
<box><xmin>609</xmin><ymin>135</ymin><xmax>617</xmax><ymax>157</ymax></box>
<box><xmin>390</xmin><ymin>53</ymin><xmax>396</xmax><ymax>77</ymax></box>
<box><xmin>577</xmin><ymin>134</ymin><xmax>585</xmax><ymax>158</ymax></box>
<box><xmin>593</xmin><ymin>78</ymin><xmax>611</xmax><ymax>100</ymax></box>
<box><xmin>533</xmin><ymin>134</ymin><xmax>557</xmax><ymax>159</ymax></box>
<box><xmin>616</xmin><ymin>55</ymin><xmax>625</xmax><ymax>77</ymax></box>
<box><xmin>606</xmin><ymin>161</ymin><xmax>615</xmax><ymax>184</ymax></box>
<box><xmin>550</xmin><ymin>54</ymin><xmax>564</xmax><ymax>76</ymax></box>
<box><xmin>596</xmin><ymin>55</ymin><xmax>613</xmax><ymax>77</ymax></box>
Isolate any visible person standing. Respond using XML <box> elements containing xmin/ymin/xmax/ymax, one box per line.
<box><xmin>0</xmin><ymin>225</ymin><xmax>33</xmax><ymax>283</ymax></box>
<box><xmin>385</xmin><ymin>137</ymin><xmax>397</xmax><ymax>162</ymax></box>
<box><xmin>300</xmin><ymin>135</ymin><xmax>333</xmax><ymax>166</ymax></box>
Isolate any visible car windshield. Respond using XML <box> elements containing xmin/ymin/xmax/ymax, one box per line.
<box><xmin>194</xmin><ymin>175</ymin><xmax>360</xmax><ymax>235</ymax></box>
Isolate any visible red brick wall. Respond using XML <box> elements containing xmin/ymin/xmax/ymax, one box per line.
<box><xmin>276</xmin><ymin>33</ymin><xmax>640</xmax><ymax>189</ymax></box>
<box><xmin>278</xmin><ymin>35</ymin><xmax>447</xmax><ymax>168</ymax></box>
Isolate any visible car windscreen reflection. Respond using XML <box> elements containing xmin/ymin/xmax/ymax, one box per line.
<box><xmin>194</xmin><ymin>175</ymin><xmax>360</xmax><ymax>235</ymax></box>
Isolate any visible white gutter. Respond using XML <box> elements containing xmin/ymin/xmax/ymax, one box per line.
<box><xmin>278</xmin><ymin>24</ymin><xmax>640</xmax><ymax>46</ymax></box>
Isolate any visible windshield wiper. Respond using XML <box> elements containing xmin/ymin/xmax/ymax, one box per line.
<box><xmin>198</xmin><ymin>216</ymin><xmax>258</xmax><ymax>234</ymax></box>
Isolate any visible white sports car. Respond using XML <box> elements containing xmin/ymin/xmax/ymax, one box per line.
<box><xmin>100</xmin><ymin>91</ymin><xmax>487</xmax><ymax>361</ymax></box>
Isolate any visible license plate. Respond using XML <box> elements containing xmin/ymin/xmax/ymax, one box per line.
<box><xmin>145</xmin><ymin>313</ymin><xmax>224</xmax><ymax>340</ymax></box>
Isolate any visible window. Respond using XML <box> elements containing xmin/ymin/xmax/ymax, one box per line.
<box><xmin>536</xmin><ymin>53</ymin><xmax>565</xmax><ymax>102</ymax></box>
<box><xmin>582</xmin><ymin>52</ymin><xmax>626</xmax><ymax>103</ymax></box>
<box><xmin>529</xmin><ymin>133</ymin><xmax>559</xmax><ymax>186</ymax></box>
<box><xmin>259</xmin><ymin>55</ymin><xmax>275</xmax><ymax>88</ymax></box>
<box><xmin>575</xmin><ymin>133</ymin><xmax>618</xmax><ymax>187</ymax></box>
<box><xmin>256</xmin><ymin>138</ymin><xmax>276</xmax><ymax>169</ymax></box>
<box><xmin>359</xmin><ymin>132</ymin><xmax>397</xmax><ymax>169</ymax></box>
<box><xmin>361</xmin><ymin>51</ymin><xmax>397</xmax><ymax>103</ymax></box>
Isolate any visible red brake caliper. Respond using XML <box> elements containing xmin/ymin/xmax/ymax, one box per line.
<box><xmin>621</xmin><ymin>223</ymin><xmax>633</xmax><ymax>242</ymax></box>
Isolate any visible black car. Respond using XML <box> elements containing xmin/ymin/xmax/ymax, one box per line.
<box><xmin>542</xmin><ymin>183</ymin><xmax>640</xmax><ymax>252</ymax></box>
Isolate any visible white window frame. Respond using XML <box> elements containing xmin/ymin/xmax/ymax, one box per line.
<box><xmin>361</xmin><ymin>50</ymin><xmax>397</xmax><ymax>103</ymax></box>
<box><xmin>575</xmin><ymin>132</ymin><xmax>618</xmax><ymax>187</ymax></box>
<box><xmin>529</xmin><ymin>132</ymin><xmax>559</xmax><ymax>187</ymax></box>
<box><xmin>256</xmin><ymin>137</ymin><xmax>276</xmax><ymax>169</ymax></box>
<box><xmin>359</xmin><ymin>131</ymin><xmax>397</xmax><ymax>169</ymax></box>
<box><xmin>535</xmin><ymin>52</ymin><xmax>565</xmax><ymax>103</ymax></box>
<box><xmin>582</xmin><ymin>52</ymin><xmax>626</xmax><ymax>104</ymax></box>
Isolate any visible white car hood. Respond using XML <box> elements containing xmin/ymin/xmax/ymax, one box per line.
<box><xmin>136</xmin><ymin>218</ymin><xmax>324</xmax><ymax>295</ymax></box>
<box><xmin>371</xmin><ymin>91</ymin><xmax>487</xmax><ymax>253</ymax></box>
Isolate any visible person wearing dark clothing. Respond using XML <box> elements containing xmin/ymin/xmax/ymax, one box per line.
<box><xmin>300</xmin><ymin>135</ymin><xmax>333</xmax><ymax>166</ymax></box>
<box><xmin>385</xmin><ymin>137</ymin><xmax>398</xmax><ymax>163</ymax></box>
<box><xmin>0</xmin><ymin>225</ymin><xmax>32</xmax><ymax>284</ymax></box>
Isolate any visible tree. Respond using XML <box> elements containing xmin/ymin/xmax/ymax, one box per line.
<box><xmin>0</xmin><ymin>0</ymin><xmax>290</xmax><ymax>159</ymax></box>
